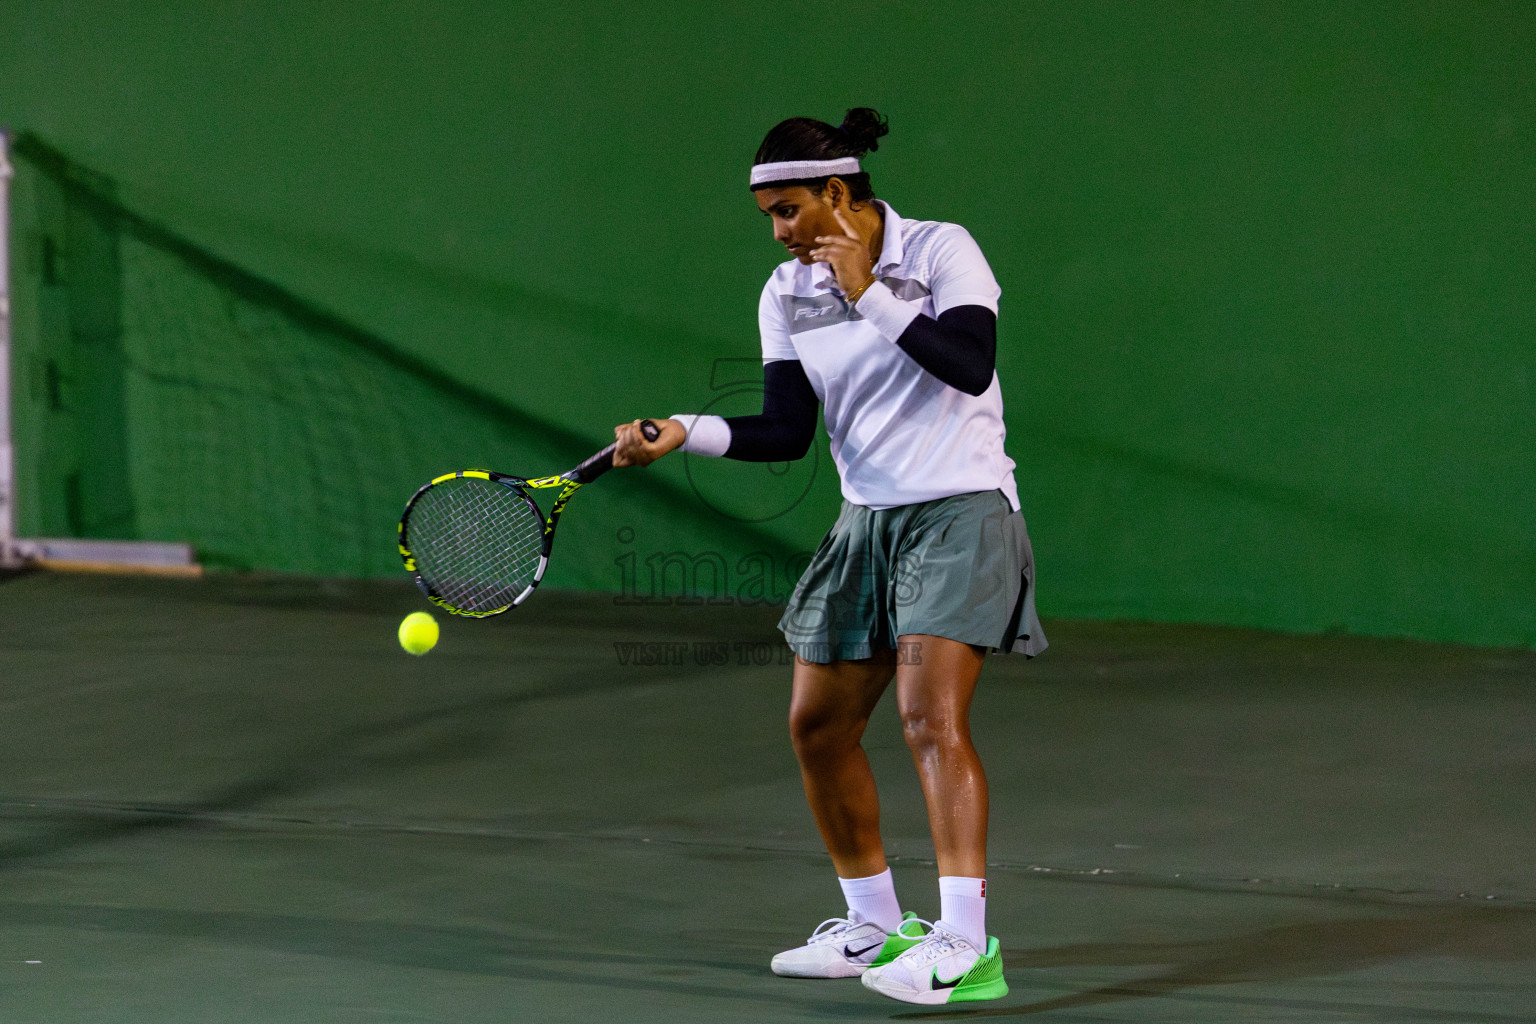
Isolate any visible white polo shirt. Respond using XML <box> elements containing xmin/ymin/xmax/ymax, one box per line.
<box><xmin>678</xmin><ymin>202</ymin><xmax>1020</xmax><ymax>511</ymax></box>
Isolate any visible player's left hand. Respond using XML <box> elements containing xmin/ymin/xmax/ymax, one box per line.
<box><xmin>811</xmin><ymin>208</ymin><xmax>876</xmax><ymax>298</ymax></box>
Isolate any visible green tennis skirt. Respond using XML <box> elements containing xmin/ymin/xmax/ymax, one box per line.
<box><xmin>778</xmin><ymin>489</ymin><xmax>1047</xmax><ymax>664</ymax></box>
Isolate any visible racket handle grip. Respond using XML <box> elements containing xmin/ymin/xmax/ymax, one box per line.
<box><xmin>570</xmin><ymin>419</ymin><xmax>661</xmax><ymax>484</ymax></box>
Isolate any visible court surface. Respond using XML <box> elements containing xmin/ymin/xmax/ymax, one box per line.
<box><xmin>1</xmin><ymin>570</ymin><xmax>1532</xmax><ymax>1022</ymax></box>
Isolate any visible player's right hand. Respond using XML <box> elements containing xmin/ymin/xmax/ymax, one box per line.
<box><xmin>613</xmin><ymin>418</ymin><xmax>685</xmax><ymax>468</ymax></box>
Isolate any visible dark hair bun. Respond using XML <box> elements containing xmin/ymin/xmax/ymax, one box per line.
<box><xmin>839</xmin><ymin>108</ymin><xmax>890</xmax><ymax>155</ymax></box>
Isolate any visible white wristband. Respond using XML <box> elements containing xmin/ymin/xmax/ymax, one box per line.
<box><xmin>668</xmin><ymin>414</ymin><xmax>731</xmax><ymax>457</ymax></box>
<box><xmin>854</xmin><ymin>279</ymin><xmax>920</xmax><ymax>342</ymax></box>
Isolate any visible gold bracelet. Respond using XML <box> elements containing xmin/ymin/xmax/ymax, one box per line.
<box><xmin>846</xmin><ymin>274</ymin><xmax>878</xmax><ymax>305</ymax></box>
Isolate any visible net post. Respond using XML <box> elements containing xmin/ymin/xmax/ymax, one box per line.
<box><xmin>0</xmin><ymin>129</ymin><xmax>17</xmax><ymax>567</ymax></box>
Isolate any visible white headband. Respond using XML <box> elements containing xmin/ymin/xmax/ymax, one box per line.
<box><xmin>750</xmin><ymin>157</ymin><xmax>861</xmax><ymax>187</ymax></box>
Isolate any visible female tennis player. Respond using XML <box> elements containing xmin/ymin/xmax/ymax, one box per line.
<box><xmin>612</xmin><ymin>107</ymin><xmax>1045</xmax><ymax>1006</ymax></box>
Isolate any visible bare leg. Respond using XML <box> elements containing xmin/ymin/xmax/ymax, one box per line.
<box><xmin>788</xmin><ymin>649</ymin><xmax>898</xmax><ymax>879</ymax></box>
<box><xmin>895</xmin><ymin>634</ymin><xmax>989</xmax><ymax>878</ymax></box>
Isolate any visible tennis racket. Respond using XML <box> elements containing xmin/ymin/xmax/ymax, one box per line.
<box><xmin>399</xmin><ymin>419</ymin><xmax>660</xmax><ymax>618</ymax></box>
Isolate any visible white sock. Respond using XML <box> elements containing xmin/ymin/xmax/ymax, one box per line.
<box><xmin>838</xmin><ymin>868</ymin><xmax>902</xmax><ymax>933</ymax></box>
<box><xmin>938</xmin><ymin>875</ymin><xmax>987</xmax><ymax>949</ymax></box>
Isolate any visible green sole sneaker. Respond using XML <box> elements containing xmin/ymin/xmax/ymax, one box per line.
<box><xmin>863</xmin><ymin>929</ymin><xmax>1009</xmax><ymax>1005</ymax></box>
<box><xmin>947</xmin><ymin>937</ymin><xmax>1008</xmax><ymax>1002</ymax></box>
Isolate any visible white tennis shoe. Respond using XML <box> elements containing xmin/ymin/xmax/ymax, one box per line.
<box><xmin>861</xmin><ymin>918</ymin><xmax>1008</xmax><ymax>1004</ymax></box>
<box><xmin>770</xmin><ymin>910</ymin><xmax>917</xmax><ymax>979</ymax></box>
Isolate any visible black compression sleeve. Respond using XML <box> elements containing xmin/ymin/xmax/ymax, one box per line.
<box><xmin>723</xmin><ymin>359</ymin><xmax>819</xmax><ymax>462</ymax></box>
<box><xmin>892</xmin><ymin>304</ymin><xmax>997</xmax><ymax>397</ymax></box>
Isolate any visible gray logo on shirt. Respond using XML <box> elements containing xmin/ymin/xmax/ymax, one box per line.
<box><xmin>780</xmin><ymin>277</ymin><xmax>930</xmax><ymax>334</ymax></box>
<box><xmin>782</xmin><ymin>294</ymin><xmax>856</xmax><ymax>334</ymax></box>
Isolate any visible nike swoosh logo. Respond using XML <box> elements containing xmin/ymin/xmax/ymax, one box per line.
<box><xmin>932</xmin><ymin>971</ymin><xmax>967</xmax><ymax>990</ymax></box>
<box><xmin>844</xmin><ymin>940</ymin><xmax>884</xmax><ymax>958</ymax></box>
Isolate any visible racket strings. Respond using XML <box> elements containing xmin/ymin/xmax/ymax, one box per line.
<box><xmin>406</xmin><ymin>477</ymin><xmax>546</xmax><ymax>613</ymax></box>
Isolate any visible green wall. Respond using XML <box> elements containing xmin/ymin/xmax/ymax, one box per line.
<box><xmin>1</xmin><ymin>2</ymin><xmax>1531</xmax><ymax>648</ymax></box>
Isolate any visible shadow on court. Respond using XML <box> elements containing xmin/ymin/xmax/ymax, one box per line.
<box><xmin>0</xmin><ymin>650</ymin><xmax>717</xmax><ymax>870</ymax></box>
<box><xmin>1</xmin><ymin>571</ymin><xmax>1533</xmax><ymax>1022</ymax></box>
<box><xmin>900</xmin><ymin>907</ymin><xmax>1536</xmax><ymax>1021</ymax></box>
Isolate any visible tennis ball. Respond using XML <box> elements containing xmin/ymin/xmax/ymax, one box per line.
<box><xmin>398</xmin><ymin>611</ymin><xmax>439</xmax><ymax>656</ymax></box>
